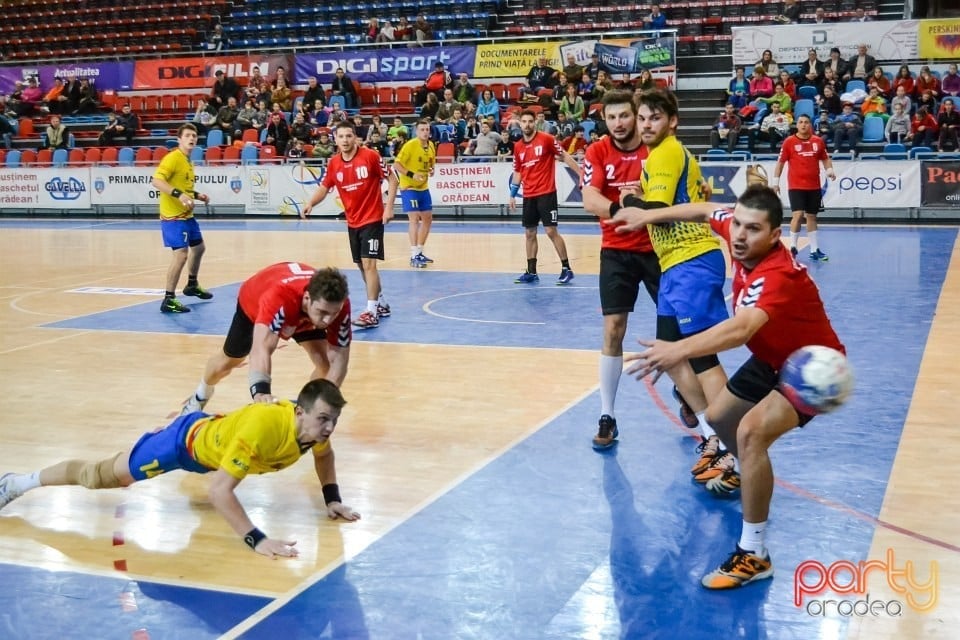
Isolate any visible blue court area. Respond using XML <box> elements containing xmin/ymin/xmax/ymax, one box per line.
<box><xmin>7</xmin><ymin>225</ymin><xmax>958</xmax><ymax>639</ymax></box>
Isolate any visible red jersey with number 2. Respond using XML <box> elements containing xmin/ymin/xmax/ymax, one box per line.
<box><xmin>777</xmin><ymin>134</ymin><xmax>828</xmax><ymax>191</ymax></box>
<box><xmin>710</xmin><ymin>209</ymin><xmax>843</xmax><ymax>369</ymax></box>
<box><xmin>322</xmin><ymin>146</ymin><xmax>385</xmax><ymax>228</ymax></box>
<box><xmin>582</xmin><ymin>138</ymin><xmax>654</xmax><ymax>253</ymax></box>
<box><xmin>513</xmin><ymin>131</ymin><xmax>564</xmax><ymax>198</ymax></box>
<box><xmin>238</xmin><ymin>262</ymin><xmax>352</xmax><ymax>347</ymax></box>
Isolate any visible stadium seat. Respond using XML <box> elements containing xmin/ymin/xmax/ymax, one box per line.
<box><xmin>118</xmin><ymin>147</ymin><xmax>135</xmax><ymax>167</ymax></box>
<box><xmin>152</xmin><ymin>147</ymin><xmax>169</xmax><ymax>163</ymax></box>
<box><xmin>240</xmin><ymin>144</ymin><xmax>259</xmax><ymax>164</ymax></box>
<box><xmin>259</xmin><ymin>145</ymin><xmax>279</xmax><ymax>163</ymax></box>
<box><xmin>5</xmin><ymin>149</ymin><xmax>21</xmax><ymax>168</ymax></box>
<box><xmin>206</xmin><ymin>129</ymin><xmax>225</xmax><ymax>147</ymax></box>
<box><xmin>20</xmin><ymin>149</ymin><xmax>37</xmax><ymax>166</ymax></box>
<box><xmin>908</xmin><ymin>146</ymin><xmax>933</xmax><ymax>159</ymax></box>
<box><xmin>36</xmin><ymin>148</ymin><xmax>54</xmax><ymax>167</ymax></box>
<box><xmin>436</xmin><ymin>142</ymin><xmax>456</xmax><ymax>162</ymax></box>
<box><xmin>862</xmin><ymin>117</ymin><xmax>884</xmax><ymax>142</ymax></box>
<box><xmin>882</xmin><ymin>143</ymin><xmax>908</xmax><ymax>159</ymax></box>
<box><xmin>845</xmin><ymin>79</ymin><xmax>866</xmax><ymax>94</ymax></box>
<box><xmin>793</xmin><ymin>99</ymin><xmax>815</xmax><ymax>122</ymax></box>
<box><xmin>52</xmin><ymin>148</ymin><xmax>69</xmax><ymax>167</ymax></box>
<box><xmin>101</xmin><ymin>147</ymin><xmax>119</xmax><ymax>166</ymax></box>
<box><xmin>797</xmin><ymin>85</ymin><xmax>819</xmax><ymax>101</ymax></box>
<box><xmin>241</xmin><ymin>128</ymin><xmax>260</xmax><ymax>144</ymax></box>
<box><xmin>135</xmin><ymin>147</ymin><xmax>153</xmax><ymax>166</ymax></box>
<box><xmin>190</xmin><ymin>145</ymin><xmax>205</xmax><ymax>165</ymax></box>
<box><xmin>84</xmin><ymin>147</ymin><xmax>102</xmax><ymax>165</ymax></box>
<box><xmin>223</xmin><ymin>145</ymin><xmax>241</xmax><ymax>164</ymax></box>
<box><xmin>205</xmin><ymin>146</ymin><xmax>222</xmax><ymax>164</ymax></box>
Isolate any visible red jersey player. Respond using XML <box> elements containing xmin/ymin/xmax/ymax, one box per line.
<box><xmin>509</xmin><ymin>109</ymin><xmax>582</xmax><ymax>284</ymax></box>
<box><xmin>179</xmin><ymin>263</ymin><xmax>352</xmax><ymax>414</ymax></box>
<box><xmin>609</xmin><ymin>184</ymin><xmax>845</xmax><ymax>591</ymax></box>
<box><xmin>772</xmin><ymin>114</ymin><xmax>836</xmax><ymax>261</ymax></box>
<box><xmin>302</xmin><ymin>121</ymin><xmax>392</xmax><ymax>329</ymax></box>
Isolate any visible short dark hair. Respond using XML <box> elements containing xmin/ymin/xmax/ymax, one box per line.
<box><xmin>333</xmin><ymin>121</ymin><xmax>355</xmax><ymax>134</ymax></box>
<box><xmin>738</xmin><ymin>184</ymin><xmax>784</xmax><ymax>228</ymax></box>
<box><xmin>635</xmin><ymin>88</ymin><xmax>679</xmax><ymax>120</ymax></box>
<box><xmin>601</xmin><ymin>90</ymin><xmax>637</xmax><ymax>115</ymax></box>
<box><xmin>297</xmin><ymin>378</ymin><xmax>347</xmax><ymax>412</ymax></box>
<box><xmin>416</xmin><ymin>118</ymin><xmax>432</xmax><ymax>127</ymax></box>
<box><xmin>519</xmin><ymin>109</ymin><xmax>537</xmax><ymax>120</ymax></box>
<box><xmin>177</xmin><ymin>123</ymin><xmax>198</xmax><ymax>137</ymax></box>
<box><xmin>306</xmin><ymin>267</ymin><xmax>349</xmax><ymax>303</ymax></box>
<box><xmin>796</xmin><ymin>114</ymin><xmax>812</xmax><ymax>123</ymax></box>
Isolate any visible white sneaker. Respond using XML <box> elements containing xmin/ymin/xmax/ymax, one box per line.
<box><xmin>0</xmin><ymin>473</ymin><xmax>24</xmax><ymax>511</ymax></box>
<box><xmin>179</xmin><ymin>394</ymin><xmax>208</xmax><ymax>416</ymax></box>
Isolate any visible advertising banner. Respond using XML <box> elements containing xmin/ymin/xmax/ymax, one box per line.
<box><xmin>918</xmin><ymin>19</ymin><xmax>960</xmax><ymax>59</ymax></box>
<box><xmin>89</xmin><ymin>166</ymin><xmax>249</xmax><ymax>209</ymax></box>
<box><xmin>133</xmin><ymin>54</ymin><xmax>290</xmax><ymax>90</ymax></box>
<box><xmin>594</xmin><ymin>37</ymin><xmax>675</xmax><ymax>75</ymax></box>
<box><xmin>920</xmin><ymin>161</ymin><xmax>960</xmax><ymax>207</ymax></box>
<box><xmin>294</xmin><ymin>47</ymin><xmax>476</xmax><ymax>84</ymax></box>
<box><xmin>0</xmin><ymin>67</ymin><xmax>38</xmax><ymax>90</ymax></box>
<box><xmin>732</xmin><ymin>21</ymin><xmax>919</xmax><ymax>65</ymax></box>
<box><xmin>245</xmin><ymin>163</ymin><xmax>344</xmax><ymax>216</ymax></box>
<box><xmin>38</xmin><ymin>61</ymin><xmax>135</xmax><ymax>91</ymax></box>
<box><xmin>0</xmin><ymin>169</ymin><xmax>91</xmax><ymax>209</ymax></box>
<box><xmin>473</xmin><ymin>43</ymin><xmax>562</xmax><ymax>78</ymax></box>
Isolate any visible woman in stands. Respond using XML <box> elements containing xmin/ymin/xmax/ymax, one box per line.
<box><xmin>911</xmin><ymin>106</ymin><xmax>938</xmax><ymax>149</ymax></box>
<box><xmin>475</xmin><ymin>90</ymin><xmax>500</xmax><ymax>128</ymax></box>
<box><xmin>635</xmin><ymin>69</ymin><xmax>656</xmax><ymax>92</ymax></box>
<box><xmin>867</xmin><ymin>66</ymin><xmax>892</xmax><ymax>99</ymax></box>
<box><xmin>915</xmin><ymin>66</ymin><xmax>940</xmax><ymax>101</ymax></box>
<box><xmin>755</xmin><ymin>50</ymin><xmax>779</xmax><ymax>79</ymax></box>
<box><xmin>892</xmin><ymin>65</ymin><xmax>915</xmax><ymax>99</ymax></box>
<box><xmin>727</xmin><ymin>67</ymin><xmax>749</xmax><ymax>110</ymax></box>
<box><xmin>778</xmin><ymin>70</ymin><xmax>797</xmax><ymax>102</ymax></box>
<box><xmin>366</xmin><ymin>114</ymin><xmax>388</xmax><ymax>142</ymax></box>
<box><xmin>748</xmin><ymin>66</ymin><xmax>774</xmax><ymax>101</ymax></box>
<box><xmin>272</xmin><ymin>78</ymin><xmax>293</xmax><ymax>112</ymax></box>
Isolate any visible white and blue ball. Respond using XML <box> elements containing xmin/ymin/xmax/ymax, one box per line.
<box><xmin>779</xmin><ymin>346</ymin><xmax>853</xmax><ymax>415</ymax></box>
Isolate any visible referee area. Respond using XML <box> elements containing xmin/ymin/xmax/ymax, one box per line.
<box><xmin>0</xmin><ymin>217</ymin><xmax>958</xmax><ymax>639</ymax></box>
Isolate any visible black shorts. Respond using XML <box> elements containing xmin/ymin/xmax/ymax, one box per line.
<box><xmin>788</xmin><ymin>189</ymin><xmax>822</xmax><ymax>216</ymax></box>
<box><xmin>222</xmin><ymin>303</ymin><xmax>327</xmax><ymax>358</ymax></box>
<box><xmin>521</xmin><ymin>192</ymin><xmax>559</xmax><ymax>228</ymax></box>
<box><xmin>348</xmin><ymin>221</ymin><xmax>385</xmax><ymax>263</ymax></box>
<box><xmin>599</xmin><ymin>248</ymin><xmax>661</xmax><ymax>315</ymax></box>
<box><xmin>727</xmin><ymin>355</ymin><xmax>814</xmax><ymax>427</ymax></box>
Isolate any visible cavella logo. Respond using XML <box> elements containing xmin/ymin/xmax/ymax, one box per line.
<box><xmin>794</xmin><ymin>549</ymin><xmax>938</xmax><ymax>617</ymax></box>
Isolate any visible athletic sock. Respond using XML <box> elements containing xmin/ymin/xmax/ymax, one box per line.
<box><xmin>561</xmin><ymin>259</ymin><xmax>571</xmax><ymax>270</ymax></box>
<box><xmin>195</xmin><ymin>381</ymin><xmax>213</xmax><ymax>402</ymax></box>
<box><xmin>697</xmin><ymin>412</ymin><xmax>716</xmax><ymax>439</ymax></box>
<box><xmin>599</xmin><ymin>354</ymin><xmax>623</xmax><ymax>417</ymax></box>
<box><xmin>527</xmin><ymin>258</ymin><xmax>537</xmax><ymax>274</ymax></box>
<box><xmin>808</xmin><ymin>230</ymin><xmax>819</xmax><ymax>252</ymax></box>
<box><xmin>12</xmin><ymin>472</ymin><xmax>41</xmax><ymax>493</ymax></box>
<box><xmin>789</xmin><ymin>231</ymin><xmax>798</xmax><ymax>249</ymax></box>
<box><xmin>164</xmin><ymin>291</ymin><xmax>175</xmax><ymax>299</ymax></box>
<box><xmin>366</xmin><ymin>300</ymin><xmax>378</xmax><ymax>314</ymax></box>
<box><xmin>187</xmin><ymin>275</ymin><xmax>198</xmax><ymax>287</ymax></box>
<box><xmin>410</xmin><ymin>246</ymin><xmax>419</xmax><ymax>258</ymax></box>
<box><xmin>739</xmin><ymin>520</ymin><xmax>767</xmax><ymax>558</ymax></box>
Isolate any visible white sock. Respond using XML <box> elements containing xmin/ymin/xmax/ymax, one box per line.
<box><xmin>378</xmin><ymin>291</ymin><xmax>386</xmax><ymax>304</ymax></box>
<box><xmin>733</xmin><ymin>456</ymin><xmax>741</xmax><ymax>473</ymax></box>
<box><xmin>411</xmin><ymin>246</ymin><xmax>419</xmax><ymax>258</ymax></box>
<box><xmin>416</xmin><ymin>245</ymin><xmax>423</xmax><ymax>256</ymax></box>
<box><xmin>696</xmin><ymin>412</ymin><xmax>717</xmax><ymax>439</ymax></box>
<box><xmin>13</xmin><ymin>472</ymin><xmax>41</xmax><ymax>493</ymax></box>
<box><xmin>808</xmin><ymin>230</ymin><xmax>818</xmax><ymax>252</ymax></box>
<box><xmin>195</xmin><ymin>381</ymin><xmax>214</xmax><ymax>402</ymax></box>
<box><xmin>739</xmin><ymin>520</ymin><xmax>767</xmax><ymax>557</ymax></box>
<box><xmin>789</xmin><ymin>231</ymin><xmax>798</xmax><ymax>249</ymax></box>
<box><xmin>366</xmin><ymin>300</ymin><xmax>378</xmax><ymax>314</ymax></box>
<box><xmin>599</xmin><ymin>354</ymin><xmax>623</xmax><ymax>418</ymax></box>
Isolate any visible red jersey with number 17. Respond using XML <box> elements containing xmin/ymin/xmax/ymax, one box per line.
<box><xmin>709</xmin><ymin>208</ymin><xmax>843</xmax><ymax>369</ymax></box>
<box><xmin>238</xmin><ymin>262</ymin><xmax>352</xmax><ymax>347</ymax></box>
<box><xmin>322</xmin><ymin>146</ymin><xmax>385</xmax><ymax>228</ymax></box>
<box><xmin>777</xmin><ymin>134</ymin><xmax>828</xmax><ymax>191</ymax></box>
<box><xmin>513</xmin><ymin>131</ymin><xmax>564</xmax><ymax>198</ymax></box>
<box><xmin>582</xmin><ymin>138</ymin><xmax>654</xmax><ymax>253</ymax></box>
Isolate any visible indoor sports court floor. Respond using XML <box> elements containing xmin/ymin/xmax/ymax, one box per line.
<box><xmin>0</xmin><ymin>217</ymin><xmax>957</xmax><ymax>639</ymax></box>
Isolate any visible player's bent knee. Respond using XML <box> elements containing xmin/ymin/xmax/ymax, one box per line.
<box><xmin>689</xmin><ymin>354</ymin><xmax>721</xmax><ymax>374</ymax></box>
<box><xmin>78</xmin><ymin>452</ymin><xmax>125</xmax><ymax>489</ymax></box>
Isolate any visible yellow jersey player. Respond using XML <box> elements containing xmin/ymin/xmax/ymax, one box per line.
<box><xmin>151</xmin><ymin>123</ymin><xmax>212</xmax><ymax>313</ymax></box>
<box><xmin>393</xmin><ymin>119</ymin><xmax>437</xmax><ymax>268</ymax></box>
<box><xmin>0</xmin><ymin>379</ymin><xmax>360</xmax><ymax>558</ymax></box>
<box><xmin>619</xmin><ymin>89</ymin><xmax>732</xmax><ymax>485</ymax></box>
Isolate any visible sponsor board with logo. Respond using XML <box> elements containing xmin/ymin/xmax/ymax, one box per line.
<box><xmin>294</xmin><ymin>47</ymin><xmax>476</xmax><ymax>84</ymax></box>
<box><xmin>733</xmin><ymin>20</ymin><xmax>919</xmax><ymax>65</ymax></box>
<box><xmin>133</xmin><ymin>54</ymin><xmax>290</xmax><ymax>90</ymax></box>
<box><xmin>89</xmin><ymin>167</ymin><xmax>246</xmax><ymax>209</ymax></box>
<box><xmin>920</xmin><ymin>161</ymin><xmax>960</xmax><ymax>207</ymax></box>
<box><xmin>918</xmin><ymin>18</ymin><xmax>960</xmax><ymax>59</ymax></box>
<box><xmin>0</xmin><ymin>169</ymin><xmax>91</xmax><ymax>208</ymax></box>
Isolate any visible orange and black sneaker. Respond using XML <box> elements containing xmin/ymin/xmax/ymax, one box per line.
<box><xmin>592</xmin><ymin>414</ymin><xmax>619</xmax><ymax>451</ymax></box>
<box><xmin>701</xmin><ymin>546</ymin><xmax>773</xmax><ymax>589</ymax></box>
<box><xmin>705</xmin><ymin>469</ymin><xmax>741</xmax><ymax>497</ymax></box>
<box><xmin>691</xmin><ymin>435</ymin><xmax>720</xmax><ymax>476</ymax></box>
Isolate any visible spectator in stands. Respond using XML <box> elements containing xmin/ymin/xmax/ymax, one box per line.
<box><xmin>464</xmin><ymin>114</ymin><xmax>480</xmax><ymax>140</ymax></box>
<box><xmin>710</xmin><ymin>103</ymin><xmax>742</xmax><ymax>152</ymax></box>
<box><xmin>413</xmin><ymin>14</ymin><xmax>432</xmax><ymax>46</ymax></box>
<box><xmin>748</xmin><ymin>101</ymin><xmax>792</xmax><ymax>152</ymax></box>
<box><xmin>917</xmin><ymin>88</ymin><xmax>938</xmax><ymax>115</ymax></box>
<box><xmin>76</xmin><ymin>79</ymin><xmax>98</xmax><ymax>115</ymax></box>
<box><xmin>820</xmin><ymin>68</ymin><xmax>843</xmax><ymax>97</ymax></box>
<box><xmin>366</xmin><ymin>130</ymin><xmax>389</xmax><ymax>156</ymax></box>
<box><xmin>476</xmin><ymin>89</ymin><xmax>501</xmax><ymax>126</ymax></box>
<box><xmin>235</xmin><ymin>98</ymin><xmax>258</xmax><ymax>140</ymax></box>
<box><xmin>302</xmin><ymin>76</ymin><xmax>326</xmax><ymax>111</ymax></box>
<box><xmin>290</xmin><ymin>112</ymin><xmax>313</xmax><ymax>144</ymax></box>
<box><xmin>454</xmin><ymin>73</ymin><xmax>477</xmax><ymax>109</ymax></box>
<box><xmin>775</xmin><ymin>0</ymin><xmax>801</xmax><ymax>24</ymax></box>
<box><xmin>351</xmin><ymin>114</ymin><xmax>369</xmax><ymax>140</ymax></box>
<box><xmin>101</xmin><ymin>103</ymin><xmax>138</xmax><ymax>146</ymax></box>
<box><xmin>366</xmin><ymin>114</ymin><xmax>388</xmax><ymax>142</ymax></box>
<box><xmin>937</xmin><ymin>98</ymin><xmax>959</xmax><ymax>151</ymax></box>
<box><xmin>560</xmin><ymin>126</ymin><xmax>587</xmax><ymax>159</ymax></box>
<box><xmin>216</xmin><ymin>96</ymin><xmax>240</xmax><ymax>144</ymax></box>
<box><xmin>211</xmin><ymin>70</ymin><xmax>240</xmax><ymax>110</ymax></box>
<box><xmin>420</xmin><ymin>92</ymin><xmax>440</xmax><ymax>123</ymax></box>
<box><xmin>806</xmin><ymin>7</ymin><xmax>829</xmax><ymax>24</ymax></box>
<box><xmin>885</xmin><ymin>102</ymin><xmax>911</xmax><ymax>144</ymax></box>
<box><xmin>778</xmin><ymin>70</ymin><xmax>797</xmax><ymax>102</ymax></box>
<box><xmin>727</xmin><ymin>67</ymin><xmax>750</xmax><ymax>110</ymax></box>
<box><xmin>0</xmin><ymin>112</ymin><xmax>13</xmax><ymax>149</ymax></box>
<box><xmin>559</xmin><ymin>83</ymin><xmax>585</xmax><ymax>124</ymax></box>
<box><xmin>850</xmin><ymin>7</ymin><xmax>871</xmax><ymax>22</ymax></box>
<box><xmin>437</xmin><ymin>89</ymin><xmax>461</xmax><ymax>124</ymax></box>
<box><xmin>911</xmin><ymin>106</ymin><xmax>938</xmax><ymax>148</ymax></box>
<box><xmin>41</xmin><ymin>78</ymin><xmax>66</xmax><ymax>114</ymax></box>
<box><xmin>20</xmin><ymin>77</ymin><xmax>42</xmax><ymax>116</ymax></box>
<box><xmin>554</xmin><ymin>111</ymin><xmax>575</xmax><ymax>139</ymax></box>
<box><xmin>394</xmin><ymin>16</ymin><xmax>413</xmax><ymax>43</ymax></box>
<box><xmin>363</xmin><ymin>18</ymin><xmax>380</xmax><ymax>43</ymax></box>
<box><xmin>867</xmin><ymin>67</ymin><xmax>891</xmax><ymax>98</ymax></box>
<box><xmin>311</xmin><ymin>130</ymin><xmax>335</xmax><ymax>159</ymax></box>
<box><xmin>5</xmin><ymin>81</ymin><xmax>26</xmax><ymax>117</ymax></box>
<box><xmin>192</xmin><ymin>97</ymin><xmax>218</xmax><ymax>142</ymax></box>
<box><xmin>585</xmin><ymin>54</ymin><xmax>602</xmax><ymax>82</ymax></box>
<box><xmin>797</xmin><ymin>49</ymin><xmax>824</xmax><ymax>88</ymax></box>
<box><xmin>287</xmin><ymin>138</ymin><xmax>306</xmax><ymax>159</ymax></box>
<box><xmin>635</xmin><ymin>69</ymin><xmax>657</xmax><ymax>92</ymax></box>
<box><xmin>265</xmin><ymin>111</ymin><xmax>290</xmax><ymax>154</ymax></box>
<box><xmin>578</xmin><ymin>71</ymin><xmax>596</xmax><ymax>104</ymax></box>
<box><xmin>644</xmin><ymin>4</ymin><xmax>667</xmax><ymax>29</ymax></box>
<box><xmin>756</xmin><ymin>50</ymin><xmax>779</xmax><ymax>79</ymax></box>
<box><xmin>890</xmin><ymin>84</ymin><xmax>913</xmax><ymax>116</ymax></box>
<box><xmin>942</xmin><ymin>63</ymin><xmax>960</xmax><ymax>99</ymax></box>
<box><xmin>389</xmin><ymin>128</ymin><xmax>408</xmax><ymax>157</ymax></box>
<box><xmin>466</xmin><ymin>120</ymin><xmax>501</xmax><ymax>157</ymax></box>
<box><xmin>534</xmin><ymin>111</ymin><xmax>549</xmax><ymax>133</ymax></box>
<box><xmin>748</xmin><ymin>65</ymin><xmax>774</xmax><ymax>101</ymax></box>
<box><xmin>521</xmin><ymin>57</ymin><xmax>559</xmax><ymax>100</ymax></box>
<box><xmin>861</xmin><ymin>86</ymin><xmax>889</xmax><ymax>123</ymax></box>
<box><xmin>63</xmin><ymin>72</ymin><xmax>81</xmax><ymax>114</ymax></box>
<box><xmin>814</xmin><ymin>109</ymin><xmax>833</xmax><ymax>143</ymax></box>
<box><xmin>758</xmin><ymin>82</ymin><xmax>792</xmax><ymax>119</ymax></box>
<box><xmin>548</xmin><ymin>72</ymin><xmax>569</xmax><ymax>116</ymax></box>
<box><xmin>916</xmin><ymin>67</ymin><xmax>941</xmax><ymax>101</ymax></box>
<box><xmin>387</xmin><ymin>117</ymin><xmax>407</xmax><ymax>142</ymax></box>
<box><xmin>246</xmin><ymin>66</ymin><xmax>270</xmax><ymax>105</ymax></box>
<box><xmin>377</xmin><ymin>20</ymin><xmax>396</xmax><ymax>44</ymax></box>
<box><xmin>206</xmin><ymin>24</ymin><xmax>225</xmax><ymax>52</ymax></box>
<box><xmin>824</xmin><ymin>47</ymin><xmax>848</xmax><ymax>83</ymax></box>
<box><xmin>563</xmin><ymin>54</ymin><xmax>583</xmax><ymax>85</ymax></box>
<box><xmin>594</xmin><ymin>69</ymin><xmax>614</xmax><ymax>102</ymax></box>
<box><xmin>43</xmin><ymin>114</ymin><xmax>69</xmax><ymax>150</ymax></box>
<box><xmin>832</xmin><ymin>102</ymin><xmax>862</xmax><ymax>153</ymax></box>
<box><xmin>817</xmin><ymin>84</ymin><xmax>843</xmax><ymax>116</ymax></box>
<box><xmin>496</xmin><ymin>129</ymin><xmax>514</xmax><ymax>160</ymax></box>
<box><xmin>845</xmin><ymin>44</ymin><xmax>876</xmax><ymax>82</ymax></box>
<box><xmin>418</xmin><ymin>62</ymin><xmax>452</xmax><ymax>107</ymax></box>
<box><xmin>892</xmin><ymin>65</ymin><xmax>915</xmax><ymax>98</ymax></box>
<box><xmin>331</xmin><ymin>68</ymin><xmax>358</xmax><ymax>110</ymax></box>
<box><xmin>271</xmin><ymin>77</ymin><xmax>293</xmax><ymax>112</ymax></box>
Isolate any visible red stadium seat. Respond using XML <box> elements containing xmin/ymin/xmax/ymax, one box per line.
<box><xmin>36</xmin><ymin>148</ymin><xmax>53</xmax><ymax>167</ymax></box>
<box><xmin>84</xmin><ymin>147</ymin><xmax>102</xmax><ymax>165</ymax></box>
<box><xmin>152</xmin><ymin>147</ymin><xmax>168</xmax><ymax>163</ymax></box>
<box><xmin>135</xmin><ymin>146</ymin><xmax>153</xmax><ymax>166</ymax></box>
<box><xmin>222</xmin><ymin>145</ymin><xmax>241</xmax><ymax>164</ymax></box>
<box><xmin>100</xmin><ymin>147</ymin><xmax>119</xmax><ymax>166</ymax></box>
<box><xmin>68</xmin><ymin>148</ymin><xmax>85</xmax><ymax>165</ymax></box>
<box><xmin>205</xmin><ymin>146</ymin><xmax>222</xmax><ymax>165</ymax></box>
<box><xmin>241</xmin><ymin>128</ymin><xmax>259</xmax><ymax>144</ymax></box>
<box><xmin>20</xmin><ymin>149</ymin><xmax>37</xmax><ymax>166</ymax></box>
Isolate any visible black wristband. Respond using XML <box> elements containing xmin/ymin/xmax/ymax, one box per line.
<box><xmin>193</xmin><ymin>191</ymin><xmax>203</xmax><ymax>199</ymax></box>
<box><xmin>406</xmin><ymin>170</ymin><xmax>415</xmax><ymax>178</ymax></box>
<box><xmin>623</xmin><ymin>194</ymin><xmax>644</xmax><ymax>208</ymax></box>
<box><xmin>250</xmin><ymin>381</ymin><xmax>271</xmax><ymax>398</ymax></box>
<box><xmin>322</xmin><ymin>483</ymin><xmax>342</xmax><ymax>505</ymax></box>
<box><xmin>243</xmin><ymin>527</ymin><xmax>266</xmax><ymax>550</ymax></box>
<box><xmin>170</xmin><ymin>188</ymin><xmax>183</xmax><ymax>198</ymax></box>
<box><xmin>608</xmin><ymin>202</ymin><xmax>621</xmax><ymax>217</ymax></box>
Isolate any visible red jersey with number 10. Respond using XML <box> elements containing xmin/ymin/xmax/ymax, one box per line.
<box><xmin>709</xmin><ymin>209</ymin><xmax>843</xmax><ymax>369</ymax></box>
<box><xmin>582</xmin><ymin>138</ymin><xmax>654</xmax><ymax>253</ymax></box>
<box><xmin>513</xmin><ymin>131</ymin><xmax>564</xmax><ymax>198</ymax></box>
<box><xmin>322</xmin><ymin>146</ymin><xmax>385</xmax><ymax>228</ymax></box>
<box><xmin>777</xmin><ymin>134</ymin><xmax>828</xmax><ymax>191</ymax></box>
<box><xmin>238</xmin><ymin>262</ymin><xmax>352</xmax><ymax>347</ymax></box>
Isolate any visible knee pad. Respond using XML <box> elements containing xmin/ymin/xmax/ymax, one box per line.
<box><xmin>689</xmin><ymin>353</ymin><xmax>721</xmax><ymax>375</ymax></box>
<box><xmin>78</xmin><ymin>452</ymin><xmax>124</xmax><ymax>489</ymax></box>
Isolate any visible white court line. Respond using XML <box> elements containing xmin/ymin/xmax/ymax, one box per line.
<box><xmin>219</xmin><ymin>381</ymin><xmax>602</xmax><ymax>639</ymax></box>
<box><xmin>422</xmin><ymin>285</ymin><xmax>596</xmax><ymax>325</ymax></box>
<box><xmin>0</xmin><ymin>329</ymin><xmax>94</xmax><ymax>356</ymax></box>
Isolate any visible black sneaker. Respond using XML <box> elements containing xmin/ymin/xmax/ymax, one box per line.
<box><xmin>592</xmin><ymin>414</ymin><xmax>619</xmax><ymax>451</ymax></box>
<box><xmin>790</xmin><ymin>247</ymin><xmax>798</xmax><ymax>258</ymax></box>
<box><xmin>161</xmin><ymin>297</ymin><xmax>191</xmax><ymax>313</ymax></box>
<box><xmin>183</xmin><ymin>284</ymin><xmax>213</xmax><ymax>299</ymax></box>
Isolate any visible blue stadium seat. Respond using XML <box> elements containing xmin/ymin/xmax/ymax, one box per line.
<box><xmin>206</xmin><ymin>129</ymin><xmax>225</xmax><ymax>147</ymax></box>
<box><xmin>797</xmin><ymin>85</ymin><xmax>818</xmax><ymax>101</ymax></box>
<box><xmin>118</xmin><ymin>147</ymin><xmax>135</xmax><ymax>167</ymax></box>
<box><xmin>908</xmin><ymin>146</ymin><xmax>932</xmax><ymax>159</ymax></box>
<box><xmin>52</xmin><ymin>148</ymin><xmax>68</xmax><ymax>167</ymax></box>
<box><xmin>793</xmin><ymin>99</ymin><xmax>815</xmax><ymax>122</ymax></box>
<box><xmin>5</xmin><ymin>149</ymin><xmax>21</xmax><ymax>168</ymax></box>
<box><xmin>861</xmin><ymin>117</ymin><xmax>884</xmax><ymax>142</ymax></box>
<box><xmin>190</xmin><ymin>146</ymin><xmax>205</xmax><ymax>165</ymax></box>
<box><xmin>882</xmin><ymin>143</ymin><xmax>907</xmax><ymax>159</ymax></box>
<box><xmin>241</xmin><ymin>145</ymin><xmax>259</xmax><ymax>165</ymax></box>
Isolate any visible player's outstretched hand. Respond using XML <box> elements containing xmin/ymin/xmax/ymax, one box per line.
<box><xmin>326</xmin><ymin>502</ymin><xmax>361</xmax><ymax>521</ymax></box>
<box><xmin>624</xmin><ymin>339</ymin><xmax>685</xmax><ymax>383</ymax></box>
<box><xmin>254</xmin><ymin>538</ymin><xmax>299</xmax><ymax>558</ymax></box>
<box><xmin>606</xmin><ymin>209</ymin><xmax>652</xmax><ymax>234</ymax></box>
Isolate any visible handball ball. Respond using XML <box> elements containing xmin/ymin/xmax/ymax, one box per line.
<box><xmin>779</xmin><ymin>346</ymin><xmax>853</xmax><ymax>415</ymax></box>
